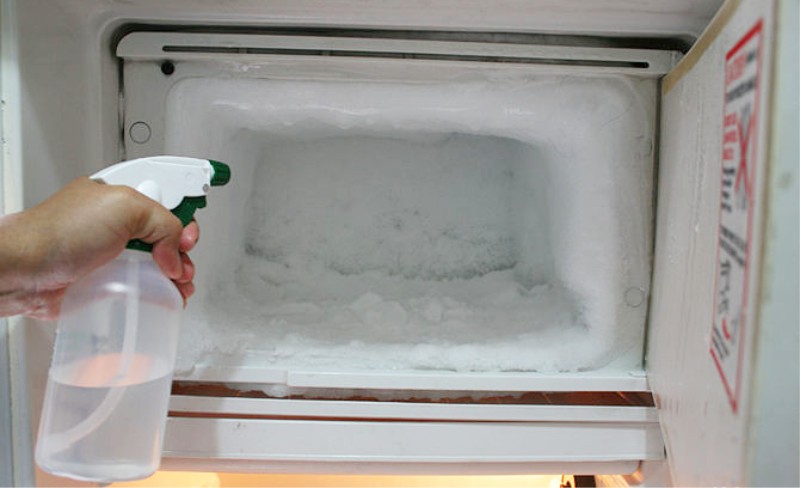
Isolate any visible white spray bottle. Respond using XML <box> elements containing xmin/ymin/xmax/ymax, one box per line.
<box><xmin>35</xmin><ymin>156</ymin><xmax>230</xmax><ymax>482</ymax></box>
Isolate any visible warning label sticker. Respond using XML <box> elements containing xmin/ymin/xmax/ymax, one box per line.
<box><xmin>711</xmin><ymin>19</ymin><xmax>764</xmax><ymax>413</ymax></box>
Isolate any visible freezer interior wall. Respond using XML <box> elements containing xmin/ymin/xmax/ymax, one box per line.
<box><xmin>162</xmin><ymin>75</ymin><xmax>655</xmax><ymax>377</ymax></box>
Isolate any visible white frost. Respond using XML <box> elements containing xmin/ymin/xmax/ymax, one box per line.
<box><xmin>165</xmin><ymin>74</ymin><xmax>654</xmax><ymax>376</ymax></box>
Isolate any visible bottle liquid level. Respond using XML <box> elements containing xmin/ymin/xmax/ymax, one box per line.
<box><xmin>36</xmin><ymin>250</ymin><xmax>182</xmax><ymax>482</ymax></box>
<box><xmin>36</xmin><ymin>361</ymin><xmax>172</xmax><ymax>481</ymax></box>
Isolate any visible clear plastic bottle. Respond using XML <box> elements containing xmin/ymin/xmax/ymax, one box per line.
<box><xmin>35</xmin><ymin>249</ymin><xmax>182</xmax><ymax>482</ymax></box>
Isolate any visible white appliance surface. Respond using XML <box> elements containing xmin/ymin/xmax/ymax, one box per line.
<box><xmin>18</xmin><ymin>1</ymin><xmax>792</xmax><ymax>486</ymax></box>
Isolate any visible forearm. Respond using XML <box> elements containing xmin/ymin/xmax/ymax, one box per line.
<box><xmin>0</xmin><ymin>211</ymin><xmax>50</xmax><ymax>316</ymax></box>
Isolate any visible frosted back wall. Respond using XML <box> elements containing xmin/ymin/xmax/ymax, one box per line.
<box><xmin>247</xmin><ymin>134</ymin><xmax>550</xmax><ymax>283</ymax></box>
<box><xmin>163</xmin><ymin>76</ymin><xmax>655</xmax><ymax>374</ymax></box>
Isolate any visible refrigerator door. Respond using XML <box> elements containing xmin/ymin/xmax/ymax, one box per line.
<box><xmin>648</xmin><ymin>0</ymin><xmax>799</xmax><ymax>485</ymax></box>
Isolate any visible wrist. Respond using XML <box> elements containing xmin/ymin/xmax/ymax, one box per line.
<box><xmin>0</xmin><ymin>211</ymin><xmax>51</xmax><ymax>294</ymax></box>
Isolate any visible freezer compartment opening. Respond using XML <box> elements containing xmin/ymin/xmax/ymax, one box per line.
<box><xmin>204</xmin><ymin>130</ymin><xmax>584</xmax><ymax>372</ymax></box>
<box><xmin>160</xmin><ymin>76</ymin><xmax>653</xmax><ymax>378</ymax></box>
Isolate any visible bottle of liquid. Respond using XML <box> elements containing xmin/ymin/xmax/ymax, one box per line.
<box><xmin>35</xmin><ymin>156</ymin><xmax>230</xmax><ymax>482</ymax></box>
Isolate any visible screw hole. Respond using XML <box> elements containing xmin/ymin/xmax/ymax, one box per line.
<box><xmin>624</xmin><ymin>287</ymin><xmax>646</xmax><ymax>308</ymax></box>
<box><xmin>161</xmin><ymin>61</ymin><xmax>175</xmax><ymax>76</ymax></box>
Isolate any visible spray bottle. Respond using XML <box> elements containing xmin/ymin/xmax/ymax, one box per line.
<box><xmin>35</xmin><ymin>156</ymin><xmax>230</xmax><ymax>482</ymax></box>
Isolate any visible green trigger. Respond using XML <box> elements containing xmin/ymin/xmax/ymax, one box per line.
<box><xmin>171</xmin><ymin>196</ymin><xmax>207</xmax><ymax>227</ymax></box>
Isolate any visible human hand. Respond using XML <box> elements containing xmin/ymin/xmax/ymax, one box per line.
<box><xmin>0</xmin><ymin>177</ymin><xmax>199</xmax><ymax>319</ymax></box>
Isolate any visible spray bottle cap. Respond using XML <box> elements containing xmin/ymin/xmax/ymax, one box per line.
<box><xmin>90</xmin><ymin>156</ymin><xmax>231</xmax><ymax>252</ymax></box>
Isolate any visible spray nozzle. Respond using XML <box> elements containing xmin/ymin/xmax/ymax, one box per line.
<box><xmin>90</xmin><ymin>156</ymin><xmax>231</xmax><ymax>252</ymax></box>
<box><xmin>209</xmin><ymin>160</ymin><xmax>231</xmax><ymax>186</ymax></box>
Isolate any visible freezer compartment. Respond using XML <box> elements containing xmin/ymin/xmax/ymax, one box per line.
<box><xmin>150</xmin><ymin>72</ymin><xmax>655</xmax><ymax>380</ymax></box>
<box><xmin>115</xmin><ymin>32</ymin><xmax>663</xmax><ymax>384</ymax></box>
